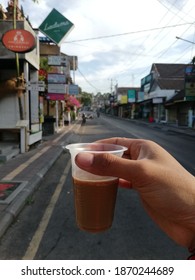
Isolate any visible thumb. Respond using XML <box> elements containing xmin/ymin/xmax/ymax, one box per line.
<box><xmin>75</xmin><ymin>152</ymin><xmax>141</xmax><ymax>182</ymax></box>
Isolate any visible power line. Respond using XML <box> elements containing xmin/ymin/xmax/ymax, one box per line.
<box><xmin>156</xmin><ymin>0</ymin><xmax>194</xmax><ymax>22</ymax></box>
<box><xmin>64</xmin><ymin>22</ymin><xmax>194</xmax><ymax>43</ymax></box>
<box><xmin>77</xmin><ymin>67</ymin><xmax>100</xmax><ymax>92</ymax></box>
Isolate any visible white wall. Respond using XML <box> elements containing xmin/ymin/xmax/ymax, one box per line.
<box><xmin>0</xmin><ymin>93</ymin><xmax>20</xmax><ymax>128</ymax></box>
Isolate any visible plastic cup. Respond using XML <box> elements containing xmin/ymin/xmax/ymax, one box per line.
<box><xmin>65</xmin><ymin>143</ymin><xmax>127</xmax><ymax>233</ymax></box>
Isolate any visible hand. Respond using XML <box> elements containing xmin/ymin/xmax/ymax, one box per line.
<box><xmin>75</xmin><ymin>137</ymin><xmax>195</xmax><ymax>251</ymax></box>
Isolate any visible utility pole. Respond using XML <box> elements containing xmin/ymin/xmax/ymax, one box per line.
<box><xmin>110</xmin><ymin>78</ymin><xmax>113</xmax><ymax>93</ymax></box>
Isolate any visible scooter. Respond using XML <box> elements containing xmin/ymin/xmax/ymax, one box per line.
<box><xmin>82</xmin><ymin>113</ymin><xmax>86</xmax><ymax>125</ymax></box>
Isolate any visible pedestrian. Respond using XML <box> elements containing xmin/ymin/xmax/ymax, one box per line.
<box><xmin>75</xmin><ymin>137</ymin><xmax>195</xmax><ymax>259</ymax></box>
<box><xmin>96</xmin><ymin>108</ymin><xmax>100</xmax><ymax>118</ymax></box>
<box><xmin>82</xmin><ymin>113</ymin><xmax>86</xmax><ymax>125</ymax></box>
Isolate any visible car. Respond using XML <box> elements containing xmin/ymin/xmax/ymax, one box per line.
<box><xmin>79</xmin><ymin>111</ymin><xmax>95</xmax><ymax>119</ymax></box>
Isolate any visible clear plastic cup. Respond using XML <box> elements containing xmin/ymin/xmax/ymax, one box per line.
<box><xmin>65</xmin><ymin>143</ymin><xmax>127</xmax><ymax>233</ymax></box>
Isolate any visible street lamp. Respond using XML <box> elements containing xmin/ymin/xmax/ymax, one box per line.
<box><xmin>176</xmin><ymin>36</ymin><xmax>195</xmax><ymax>45</ymax></box>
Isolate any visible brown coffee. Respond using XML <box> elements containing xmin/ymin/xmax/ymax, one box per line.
<box><xmin>72</xmin><ymin>177</ymin><xmax>119</xmax><ymax>233</ymax></box>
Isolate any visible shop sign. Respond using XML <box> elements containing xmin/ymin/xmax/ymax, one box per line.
<box><xmin>47</xmin><ymin>93</ymin><xmax>65</xmax><ymax>100</ymax></box>
<box><xmin>47</xmin><ymin>73</ymin><xmax>66</xmax><ymax>84</ymax></box>
<box><xmin>121</xmin><ymin>95</ymin><xmax>128</xmax><ymax>104</ymax></box>
<box><xmin>185</xmin><ymin>65</ymin><xmax>195</xmax><ymax>75</ymax></box>
<box><xmin>68</xmin><ymin>84</ymin><xmax>79</xmax><ymax>95</ymax></box>
<box><xmin>2</xmin><ymin>29</ymin><xmax>36</xmax><ymax>53</ymax></box>
<box><xmin>48</xmin><ymin>84</ymin><xmax>66</xmax><ymax>94</ymax></box>
<box><xmin>141</xmin><ymin>73</ymin><xmax>153</xmax><ymax>88</ymax></box>
<box><xmin>48</xmin><ymin>55</ymin><xmax>67</xmax><ymax>66</ymax></box>
<box><xmin>185</xmin><ymin>96</ymin><xmax>195</xmax><ymax>101</ymax></box>
<box><xmin>143</xmin><ymin>83</ymin><xmax>150</xmax><ymax>94</ymax></box>
<box><xmin>153</xmin><ymin>97</ymin><xmax>163</xmax><ymax>104</ymax></box>
<box><xmin>137</xmin><ymin>91</ymin><xmax>145</xmax><ymax>102</ymax></box>
<box><xmin>185</xmin><ymin>82</ymin><xmax>195</xmax><ymax>97</ymax></box>
<box><xmin>127</xmin><ymin>89</ymin><xmax>136</xmax><ymax>103</ymax></box>
<box><xmin>185</xmin><ymin>64</ymin><xmax>195</xmax><ymax>99</ymax></box>
<box><xmin>39</xmin><ymin>8</ymin><xmax>74</xmax><ymax>45</ymax></box>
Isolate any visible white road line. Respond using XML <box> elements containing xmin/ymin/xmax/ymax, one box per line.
<box><xmin>2</xmin><ymin>146</ymin><xmax>51</xmax><ymax>181</ymax></box>
<box><xmin>2</xmin><ymin>123</ymin><xmax>77</xmax><ymax>181</ymax></box>
<box><xmin>22</xmin><ymin>160</ymin><xmax>71</xmax><ymax>260</ymax></box>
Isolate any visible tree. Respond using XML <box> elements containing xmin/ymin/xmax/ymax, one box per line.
<box><xmin>80</xmin><ymin>92</ymin><xmax>93</xmax><ymax>107</ymax></box>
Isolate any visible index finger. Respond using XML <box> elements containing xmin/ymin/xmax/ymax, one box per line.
<box><xmin>95</xmin><ymin>137</ymin><xmax>147</xmax><ymax>159</ymax></box>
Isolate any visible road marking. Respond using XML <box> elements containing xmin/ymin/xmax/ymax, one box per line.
<box><xmin>2</xmin><ymin>146</ymin><xmax>51</xmax><ymax>181</ymax></box>
<box><xmin>22</xmin><ymin>160</ymin><xmax>71</xmax><ymax>260</ymax></box>
<box><xmin>2</xmin><ymin>123</ymin><xmax>78</xmax><ymax>181</ymax></box>
<box><xmin>52</xmin><ymin>125</ymin><xmax>73</xmax><ymax>144</ymax></box>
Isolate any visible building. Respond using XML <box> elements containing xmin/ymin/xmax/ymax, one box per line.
<box><xmin>165</xmin><ymin>64</ymin><xmax>195</xmax><ymax>127</ymax></box>
<box><xmin>0</xmin><ymin>1</ymin><xmax>41</xmax><ymax>155</ymax></box>
<box><xmin>115</xmin><ymin>87</ymin><xmax>140</xmax><ymax>118</ymax></box>
<box><xmin>139</xmin><ymin>63</ymin><xmax>186</xmax><ymax>122</ymax></box>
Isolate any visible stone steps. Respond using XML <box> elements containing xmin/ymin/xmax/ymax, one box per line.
<box><xmin>0</xmin><ymin>143</ymin><xmax>20</xmax><ymax>163</ymax></box>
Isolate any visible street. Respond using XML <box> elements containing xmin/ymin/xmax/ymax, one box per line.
<box><xmin>0</xmin><ymin>115</ymin><xmax>194</xmax><ymax>260</ymax></box>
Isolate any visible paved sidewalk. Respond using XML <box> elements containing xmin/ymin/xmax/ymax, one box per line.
<box><xmin>137</xmin><ymin>120</ymin><xmax>195</xmax><ymax>137</ymax></box>
<box><xmin>0</xmin><ymin>118</ymin><xmax>194</xmax><ymax>239</ymax></box>
<box><xmin>0</xmin><ymin>123</ymin><xmax>77</xmax><ymax>239</ymax></box>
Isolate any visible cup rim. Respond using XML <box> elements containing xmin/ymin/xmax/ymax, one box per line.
<box><xmin>65</xmin><ymin>142</ymin><xmax>127</xmax><ymax>154</ymax></box>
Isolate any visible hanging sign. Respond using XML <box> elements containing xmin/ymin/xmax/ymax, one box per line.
<box><xmin>39</xmin><ymin>8</ymin><xmax>74</xmax><ymax>45</ymax></box>
<box><xmin>2</xmin><ymin>29</ymin><xmax>36</xmax><ymax>53</ymax></box>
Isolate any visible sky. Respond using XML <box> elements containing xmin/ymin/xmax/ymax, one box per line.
<box><xmin>1</xmin><ymin>0</ymin><xmax>195</xmax><ymax>93</ymax></box>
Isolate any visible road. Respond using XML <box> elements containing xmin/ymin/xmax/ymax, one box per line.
<box><xmin>0</xmin><ymin>115</ymin><xmax>194</xmax><ymax>260</ymax></box>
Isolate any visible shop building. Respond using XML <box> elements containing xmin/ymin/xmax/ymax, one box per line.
<box><xmin>0</xmin><ymin>2</ymin><xmax>41</xmax><ymax>156</ymax></box>
<box><xmin>139</xmin><ymin>63</ymin><xmax>186</xmax><ymax>122</ymax></box>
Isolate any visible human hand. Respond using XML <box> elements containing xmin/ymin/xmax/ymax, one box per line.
<box><xmin>75</xmin><ymin>137</ymin><xmax>195</xmax><ymax>252</ymax></box>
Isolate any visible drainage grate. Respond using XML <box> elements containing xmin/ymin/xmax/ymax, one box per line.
<box><xmin>0</xmin><ymin>181</ymin><xmax>27</xmax><ymax>205</ymax></box>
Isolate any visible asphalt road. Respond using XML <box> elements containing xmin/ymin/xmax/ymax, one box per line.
<box><xmin>0</xmin><ymin>115</ymin><xmax>194</xmax><ymax>260</ymax></box>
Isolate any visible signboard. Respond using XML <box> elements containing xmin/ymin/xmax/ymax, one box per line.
<box><xmin>137</xmin><ymin>91</ymin><xmax>145</xmax><ymax>102</ymax></box>
<box><xmin>185</xmin><ymin>64</ymin><xmax>195</xmax><ymax>100</ymax></box>
<box><xmin>47</xmin><ymin>73</ymin><xmax>66</xmax><ymax>84</ymax></box>
<box><xmin>143</xmin><ymin>83</ymin><xmax>150</xmax><ymax>94</ymax></box>
<box><xmin>48</xmin><ymin>55</ymin><xmax>67</xmax><ymax>66</ymax></box>
<box><xmin>48</xmin><ymin>84</ymin><xmax>66</xmax><ymax>94</ymax></box>
<box><xmin>27</xmin><ymin>81</ymin><xmax>46</xmax><ymax>92</ymax></box>
<box><xmin>121</xmin><ymin>95</ymin><xmax>128</xmax><ymax>104</ymax></box>
<box><xmin>185</xmin><ymin>96</ymin><xmax>195</xmax><ymax>101</ymax></box>
<box><xmin>2</xmin><ymin>29</ymin><xmax>36</xmax><ymax>53</ymax></box>
<box><xmin>127</xmin><ymin>89</ymin><xmax>136</xmax><ymax>103</ymax></box>
<box><xmin>47</xmin><ymin>93</ymin><xmax>65</xmax><ymax>101</ymax></box>
<box><xmin>185</xmin><ymin>82</ymin><xmax>195</xmax><ymax>96</ymax></box>
<box><xmin>118</xmin><ymin>95</ymin><xmax>127</xmax><ymax>104</ymax></box>
<box><xmin>39</xmin><ymin>8</ymin><xmax>74</xmax><ymax>45</ymax></box>
<box><xmin>185</xmin><ymin>65</ymin><xmax>195</xmax><ymax>75</ymax></box>
<box><xmin>68</xmin><ymin>84</ymin><xmax>79</xmax><ymax>95</ymax></box>
<box><xmin>30</xmin><ymin>87</ymin><xmax>39</xmax><ymax>123</ymax></box>
<box><xmin>39</xmin><ymin>36</ymin><xmax>53</xmax><ymax>43</ymax></box>
<box><xmin>48</xmin><ymin>56</ymin><xmax>61</xmax><ymax>66</ymax></box>
<box><xmin>153</xmin><ymin>97</ymin><xmax>163</xmax><ymax>104</ymax></box>
<box><xmin>141</xmin><ymin>73</ymin><xmax>153</xmax><ymax>88</ymax></box>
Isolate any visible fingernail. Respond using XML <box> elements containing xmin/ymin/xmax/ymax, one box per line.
<box><xmin>76</xmin><ymin>152</ymin><xmax>94</xmax><ymax>167</ymax></box>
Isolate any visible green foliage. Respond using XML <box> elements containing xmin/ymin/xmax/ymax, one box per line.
<box><xmin>40</xmin><ymin>57</ymin><xmax>50</xmax><ymax>72</ymax></box>
<box><xmin>80</xmin><ymin>92</ymin><xmax>93</xmax><ymax>106</ymax></box>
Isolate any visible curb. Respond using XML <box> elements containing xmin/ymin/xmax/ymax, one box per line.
<box><xmin>0</xmin><ymin>145</ymin><xmax>64</xmax><ymax>239</ymax></box>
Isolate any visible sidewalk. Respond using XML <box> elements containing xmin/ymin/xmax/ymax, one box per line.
<box><xmin>0</xmin><ymin>118</ymin><xmax>195</xmax><ymax>239</ymax></box>
<box><xmin>126</xmin><ymin>117</ymin><xmax>195</xmax><ymax>138</ymax></box>
<box><xmin>0</xmin><ymin>123</ymin><xmax>76</xmax><ymax>239</ymax></box>
<box><xmin>144</xmin><ymin>122</ymin><xmax>195</xmax><ymax>137</ymax></box>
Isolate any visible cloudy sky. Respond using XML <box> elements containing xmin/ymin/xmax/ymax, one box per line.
<box><xmin>1</xmin><ymin>0</ymin><xmax>195</xmax><ymax>93</ymax></box>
